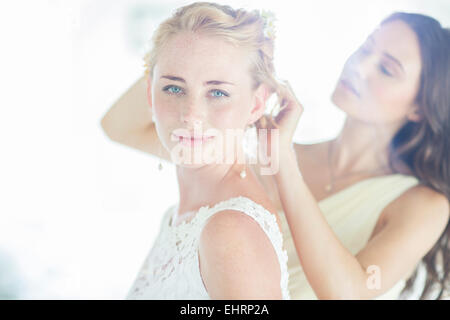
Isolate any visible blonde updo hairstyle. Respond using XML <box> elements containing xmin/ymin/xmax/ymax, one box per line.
<box><xmin>143</xmin><ymin>1</ymin><xmax>289</xmax><ymax>128</ymax></box>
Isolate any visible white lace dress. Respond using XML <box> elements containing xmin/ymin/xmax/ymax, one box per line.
<box><xmin>125</xmin><ymin>196</ymin><xmax>290</xmax><ymax>300</ymax></box>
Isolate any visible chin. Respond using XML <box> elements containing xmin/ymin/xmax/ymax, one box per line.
<box><xmin>331</xmin><ymin>86</ymin><xmax>363</xmax><ymax>116</ymax></box>
<box><xmin>331</xmin><ymin>88</ymin><xmax>350</xmax><ymax>113</ymax></box>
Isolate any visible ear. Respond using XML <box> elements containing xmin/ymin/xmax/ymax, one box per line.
<box><xmin>247</xmin><ymin>83</ymin><xmax>271</xmax><ymax>126</ymax></box>
<box><xmin>406</xmin><ymin>104</ymin><xmax>422</xmax><ymax>122</ymax></box>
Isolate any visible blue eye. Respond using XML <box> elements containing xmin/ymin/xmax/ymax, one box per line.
<box><xmin>163</xmin><ymin>85</ymin><xmax>183</xmax><ymax>95</ymax></box>
<box><xmin>210</xmin><ymin>89</ymin><xmax>228</xmax><ymax>98</ymax></box>
<box><xmin>379</xmin><ymin>65</ymin><xmax>392</xmax><ymax>76</ymax></box>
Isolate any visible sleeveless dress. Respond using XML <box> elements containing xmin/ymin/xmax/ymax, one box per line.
<box><xmin>280</xmin><ymin>173</ymin><xmax>421</xmax><ymax>299</ymax></box>
<box><xmin>125</xmin><ymin>196</ymin><xmax>290</xmax><ymax>300</ymax></box>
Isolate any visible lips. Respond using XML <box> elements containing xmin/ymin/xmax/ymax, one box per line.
<box><xmin>340</xmin><ymin>78</ymin><xmax>360</xmax><ymax>97</ymax></box>
<box><xmin>172</xmin><ymin>132</ymin><xmax>215</xmax><ymax>145</ymax></box>
<box><xmin>175</xmin><ymin>133</ymin><xmax>215</xmax><ymax>140</ymax></box>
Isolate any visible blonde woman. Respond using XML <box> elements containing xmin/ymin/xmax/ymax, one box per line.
<box><xmin>104</xmin><ymin>3</ymin><xmax>291</xmax><ymax>299</ymax></box>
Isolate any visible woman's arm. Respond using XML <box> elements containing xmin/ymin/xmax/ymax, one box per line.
<box><xmin>198</xmin><ymin>210</ymin><xmax>284</xmax><ymax>299</ymax></box>
<box><xmin>275</xmin><ymin>148</ymin><xmax>449</xmax><ymax>299</ymax></box>
<box><xmin>100</xmin><ymin>74</ymin><xmax>171</xmax><ymax>161</ymax></box>
<box><xmin>269</xmin><ymin>83</ymin><xmax>450</xmax><ymax>299</ymax></box>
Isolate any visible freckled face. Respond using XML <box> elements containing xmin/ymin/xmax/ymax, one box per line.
<box><xmin>331</xmin><ymin>20</ymin><xmax>422</xmax><ymax>125</ymax></box>
<box><xmin>148</xmin><ymin>32</ymin><xmax>259</xmax><ymax>166</ymax></box>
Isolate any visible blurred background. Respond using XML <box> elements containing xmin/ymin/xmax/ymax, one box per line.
<box><xmin>0</xmin><ymin>0</ymin><xmax>449</xmax><ymax>299</ymax></box>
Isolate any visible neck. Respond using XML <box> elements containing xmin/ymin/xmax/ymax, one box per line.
<box><xmin>176</xmin><ymin>156</ymin><xmax>246</xmax><ymax>213</ymax></box>
<box><xmin>331</xmin><ymin>117</ymin><xmax>405</xmax><ymax>176</ymax></box>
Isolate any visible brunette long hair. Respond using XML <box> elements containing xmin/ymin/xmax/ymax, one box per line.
<box><xmin>383</xmin><ymin>12</ymin><xmax>450</xmax><ymax>299</ymax></box>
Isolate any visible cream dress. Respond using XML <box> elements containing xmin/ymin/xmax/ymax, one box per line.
<box><xmin>280</xmin><ymin>173</ymin><xmax>420</xmax><ymax>299</ymax></box>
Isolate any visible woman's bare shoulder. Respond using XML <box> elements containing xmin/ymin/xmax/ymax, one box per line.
<box><xmin>198</xmin><ymin>207</ymin><xmax>284</xmax><ymax>299</ymax></box>
<box><xmin>383</xmin><ymin>183</ymin><xmax>449</xmax><ymax>226</ymax></box>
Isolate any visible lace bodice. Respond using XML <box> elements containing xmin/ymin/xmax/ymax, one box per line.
<box><xmin>125</xmin><ymin>196</ymin><xmax>290</xmax><ymax>300</ymax></box>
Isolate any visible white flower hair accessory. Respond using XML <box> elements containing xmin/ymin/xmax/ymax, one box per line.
<box><xmin>260</xmin><ymin>9</ymin><xmax>276</xmax><ymax>40</ymax></box>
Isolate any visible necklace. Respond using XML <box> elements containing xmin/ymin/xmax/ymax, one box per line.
<box><xmin>325</xmin><ymin>139</ymin><xmax>389</xmax><ymax>193</ymax></box>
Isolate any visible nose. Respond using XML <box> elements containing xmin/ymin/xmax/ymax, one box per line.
<box><xmin>347</xmin><ymin>50</ymin><xmax>376</xmax><ymax>81</ymax></box>
<box><xmin>180</xmin><ymin>99</ymin><xmax>205</xmax><ymax>127</ymax></box>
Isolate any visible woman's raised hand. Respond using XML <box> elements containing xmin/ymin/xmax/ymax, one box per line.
<box><xmin>255</xmin><ymin>80</ymin><xmax>304</xmax><ymax>154</ymax></box>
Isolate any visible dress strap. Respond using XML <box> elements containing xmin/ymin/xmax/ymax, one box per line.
<box><xmin>374</xmin><ymin>174</ymin><xmax>420</xmax><ymax>208</ymax></box>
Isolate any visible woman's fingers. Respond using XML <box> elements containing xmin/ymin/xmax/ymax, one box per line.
<box><xmin>283</xmin><ymin>80</ymin><xmax>304</xmax><ymax>115</ymax></box>
<box><xmin>272</xmin><ymin>81</ymin><xmax>302</xmax><ymax>128</ymax></box>
<box><xmin>255</xmin><ymin>80</ymin><xmax>304</xmax><ymax>144</ymax></box>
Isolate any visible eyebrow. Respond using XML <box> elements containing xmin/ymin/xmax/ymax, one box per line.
<box><xmin>367</xmin><ymin>35</ymin><xmax>405</xmax><ymax>73</ymax></box>
<box><xmin>160</xmin><ymin>75</ymin><xmax>235</xmax><ymax>86</ymax></box>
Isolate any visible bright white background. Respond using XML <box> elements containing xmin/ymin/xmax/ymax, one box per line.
<box><xmin>0</xmin><ymin>0</ymin><xmax>448</xmax><ymax>299</ymax></box>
